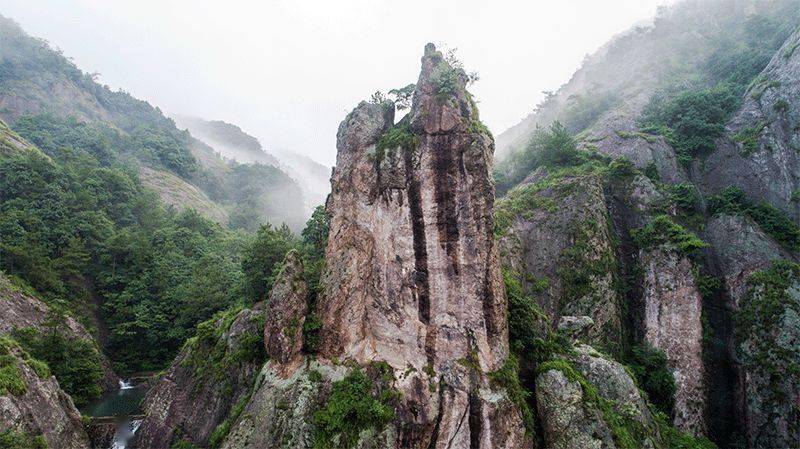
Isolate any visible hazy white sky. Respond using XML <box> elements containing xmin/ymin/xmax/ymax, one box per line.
<box><xmin>0</xmin><ymin>0</ymin><xmax>673</xmax><ymax>166</ymax></box>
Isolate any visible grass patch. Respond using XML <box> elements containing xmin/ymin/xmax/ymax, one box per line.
<box><xmin>733</xmin><ymin>121</ymin><xmax>769</xmax><ymax>157</ymax></box>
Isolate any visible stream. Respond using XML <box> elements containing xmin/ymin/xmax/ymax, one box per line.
<box><xmin>81</xmin><ymin>380</ymin><xmax>147</xmax><ymax>449</ymax></box>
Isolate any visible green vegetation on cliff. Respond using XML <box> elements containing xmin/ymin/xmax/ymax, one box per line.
<box><xmin>313</xmin><ymin>367</ymin><xmax>396</xmax><ymax>449</ymax></box>
<box><xmin>708</xmin><ymin>186</ymin><xmax>800</xmax><ymax>251</ymax></box>
<box><xmin>13</xmin><ymin>324</ymin><xmax>103</xmax><ymax>406</ymax></box>
<box><xmin>639</xmin><ymin>86</ymin><xmax>739</xmax><ymax>165</ymax></box>
<box><xmin>0</xmin><ymin>429</ymin><xmax>47</xmax><ymax>449</ymax></box>
<box><xmin>631</xmin><ymin>215</ymin><xmax>707</xmax><ymax>256</ymax></box>
<box><xmin>539</xmin><ymin>358</ymin><xmax>716</xmax><ymax>449</ymax></box>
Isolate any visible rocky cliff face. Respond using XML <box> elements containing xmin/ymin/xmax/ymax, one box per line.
<box><xmin>134</xmin><ymin>305</ymin><xmax>265</xmax><ymax>448</ymax></box>
<box><xmin>733</xmin><ymin>261</ymin><xmax>800</xmax><ymax>448</ymax></box>
<box><xmin>641</xmin><ymin>248</ymin><xmax>706</xmax><ymax>436</ymax></box>
<box><xmin>315</xmin><ymin>43</ymin><xmax>522</xmax><ymax>447</ymax></box>
<box><xmin>496</xmin><ymin>170</ymin><xmax>621</xmax><ymax>347</ymax></box>
<box><xmin>264</xmin><ymin>250</ymin><xmax>308</xmax><ymax>368</ymax></box>
<box><xmin>703</xmin><ymin>29</ymin><xmax>800</xmax><ymax>221</ymax></box>
<box><xmin>536</xmin><ymin>344</ymin><xmax>660</xmax><ymax>449</ymax></box>
<box><xmin>0</xmin><ymin>336</ymin><xmax>91</xmax><ymax>449</ymax></box>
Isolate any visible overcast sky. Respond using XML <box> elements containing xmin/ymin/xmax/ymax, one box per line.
<box><xmin>0</xmin><ymin>0</ymin><xmax>673</xmax><ymax>166</ymax></box>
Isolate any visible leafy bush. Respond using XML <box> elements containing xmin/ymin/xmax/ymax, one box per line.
<box><xmin>488</xmin><ymin>355</ymin><xmax>535</xmax><ymax>435</ymax></box>
<box><xmin>0</xmin><ymin>429</ymin><xmax>47</xmax><ymax>449</ymax></box>
<box><xmin>183</xmin><ymin>306</ymin><xmax>265</xmax><ymax>382</ymax></box>
<box><xmin>631</xmin><ymin>215</ymin><xmax>707</xmax><ymax>256</ymax></box>
<box><xmin>639</xmin><ymin>85</ymin><xmax>739</xmax><ymax>164</ymax></box>
<box><xmin>313</xmin><ymin>368</ymin><xmax>395</xmax><ymax>449</ymax></box>
<box><xmin>13</xmin><ymin>326</ymin><xmax>103</xmax><ymax>405</ymax></box>
<box><xmin>241</xmin><ymin>223</ymin><xmax>297</xmax><ymax>303</ymax></box>
<box><xmin>626</xmin><ymin>344</ymin><xmax>676</xmax><ymax>415</ymax></box>
<box><xmin>664</xmin><ymin>183</ymin><xmax>701</xmax><ymax>212</ymax></box>
<box><xmin>375</xmin><ymin>123</ymin><xmax>416</xmax><ymax>163</ymax></box>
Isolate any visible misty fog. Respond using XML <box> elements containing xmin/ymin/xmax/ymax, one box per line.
<box><xmin>0</xmin><ymin>0</ymin><xmax>672</xmax><ymax>171</ymax></box>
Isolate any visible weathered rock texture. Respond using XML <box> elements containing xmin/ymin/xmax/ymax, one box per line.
<box><xmin>703</xmin><ymin>29</ymin><xmax>800</xmax><ymax>221</ymax></box>
<box><xmin>536</xmin><ymin>345</ymin><xmax>660</xmax><ymax>449</ymax></box>
<box><xmin>264</xmin><ymin>250</ymin><xmax>308</xmax><ymax>366</ymax></box>
<box><xmin>496</xmin><ymin>171</ymin><xmax>622</xmax><ymax>347</ymax></box>
<box><xmin>217</xmin><ymin>44</ymin><xmax>526</xmax><ymax>449</ymax></box>
<box><xmin>0</xmin><ymin>339</ymin><xmax>91</xmax><ymax>449</ymax></box>
<box><xmin>312</xmin><ymin>43</ymin><xmax>524</xmax><ymax>447</ymax></box>
<box><xmin>641</xmin><ymin>248</ymin><xmax>706</xmax><ymax>436</ymax></box>
<box><xmin>133</xmin><ymin>306</ymin><xmax>265</xmax><ymax>449</ymax></box>
<box><xmin>734</xmin><ymin>263</ymin><xmax>800</xmax><ymax>448</ymax></box>
<box><xmin>220</xmin><ymin>361</ymin><xmax>347</xmax><ymax>449</ymax></box>
<box><xmin>705</xmin><ymin>214</ymin><xmax>792</xmax><ymax>306</ymax></box>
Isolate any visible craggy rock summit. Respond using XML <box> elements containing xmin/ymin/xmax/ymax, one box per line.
<box><xmin>219</xmin><ymin>43</ymin><xmax>527</xmax><ymax>449</ymax></box>
<box><xmin>317</xmin><ymin>42</ymin><xmax>522</xmax><ymax>446</ymax></box>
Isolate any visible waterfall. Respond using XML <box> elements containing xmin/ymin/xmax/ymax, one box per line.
<box><xmin>118</xmin><ymin>379</ymin><xmax>134</xmax><ymax>390</ymax></box>
<box><xmin>110</xmin><ymin>419</ymin><xmax>142</xmax><ymax>449</ymax></box>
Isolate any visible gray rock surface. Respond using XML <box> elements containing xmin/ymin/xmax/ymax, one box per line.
<box><xmin>641</xmin><ymin>248</ymin><xmax>706</xmax><ymax>435</ymax></box>
<box><xmin>497</xmin><ymin>172</ymin><xmax>621</xmax><ymax>346</ymax></box>
<box><xmin>264</xmin><ymin>250</ymin><xmax>308</xmax><ymax>366</ymax></box>
<box><xmin>536</xmin><ymin>344</ymin><xmax>660</xmax><ymax>449</ymax></box>
<box><xmin>703</xmin><ymin>29</ymin><xmax>800</xmax><ymax>221</ymax></box>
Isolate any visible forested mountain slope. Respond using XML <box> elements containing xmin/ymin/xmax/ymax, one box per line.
<box><xmin>174</xmin><ymin>115</ymin><xmax>325</xmax><ymax>219</ymax></box>
<box><xmin>0</xmin><ymin>14</ymin><xmax>307</xmax><ymax>231</ymax></box>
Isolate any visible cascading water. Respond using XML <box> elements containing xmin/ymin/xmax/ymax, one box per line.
<box><xmin>111</xmin><ymin>419</ymin><xmax>142</xmax><ymax>449</ymax></box>
<box><xmin>118</xmin><ymin>379</ymin><xmax>134</xmax><ymax>390</ymax></box>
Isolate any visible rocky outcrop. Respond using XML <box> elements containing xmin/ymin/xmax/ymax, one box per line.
<box><xmin>640</xmin><ymin>248</ymin><xmax>706</xmax><ymax>436</ymax></box>
<box><xmin>536</xmin><ymin>345</ymin><xmax>660</xmax><ymax>449</ymax></box>
<box><xmin>133</xmin><ymin>306</ymin><xmax>265</xmax><ymax>449</ymax></box>
<box><xmin>496</xmin><ymin>171</ymin><xmax>621</xmax><ymax>347</ymax></box>
<box><xmin>705</xmin><ymin>214</ymin><xmax>793</xmax><ymax>306</ymax></box>
<box><xmin>703</xmin><ymin>29</ymin><xmax>800</xmax><ymax>221</ymax></box>
<box><xmin>264</xmin><ymin>250</ymin><xmax>308</xmax><ymax>366</ymax></box>
<box><xmin>0</xmin><ymin>273</ymin><xmax>119</xmax><ymax>392</ymax></box>
<box><xmin>219</xmin><ymin>44</ymin><xmax>526</xmax><ymax>449</ymax></box>
<box><xmin>733</xmin><ymin>261</ymin><xmax>800</xmax><ymax>448</ymax></box>
<box><xmin>0</xmin><ymin>337</ymin><xmax>91</xmax><ymax>449</ymax></box>
<box><xmin>315</xmin><ymin>43</ymin><xmax>523</xmax><ymax>447</ymax></box>
<box><xmin>219</xmin><ymin>361</ymin><xmax>347</xmax><ymax>449</ymax></box>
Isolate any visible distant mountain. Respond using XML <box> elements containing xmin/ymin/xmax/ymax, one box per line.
<box><xmin>173</xmin><ymin>115</ymin><xmax>280</xmax><ymax>165</ymax></box>
<box><xmin>0</xmin><ymin>14</ymin><xmax>306</xmax><ymax>230</ymax></box>
<box><xmin>175</xmin><ymin>115</ymin><xmax>331</xmax><ymax>212</ymax></box>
